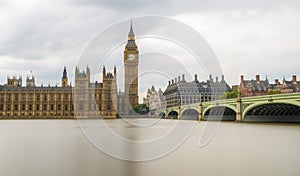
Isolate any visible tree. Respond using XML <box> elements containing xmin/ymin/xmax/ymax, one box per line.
<box><xmin>132</xmin><ymin>104</ymin><xmax>149</xmax><ymax>115</ymax></box>
<box><xmin>267</xmin><ymin>89</ymin><xmax>281</xmax><ymax>95</ymax></box>
<box><xmin>219</xmin><ymin>90</ymin><xmax>238</xmax><ymax>99</ymax></box>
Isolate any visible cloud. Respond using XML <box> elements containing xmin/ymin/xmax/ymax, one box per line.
<box><xmin>72</xmin><ymin>0</ymin><xmax>171</xmax><ymax>11</ymax></box>
<box><xmin>174</xmin><ymin>5</ymin><xmax>300</xmax><ymax>84</ymax></box>
<box><xmin>0</xmin><ymin>0</ymin><xmax>299</xmax><ymax>92</ymax></box>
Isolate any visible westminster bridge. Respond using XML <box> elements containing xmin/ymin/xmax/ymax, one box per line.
<box><xmin>161</xmin><ymin>92</ymin><xmax>300</xmax><ymax>122</ymax></box>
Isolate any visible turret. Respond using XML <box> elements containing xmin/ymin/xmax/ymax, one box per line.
<box><xmin>86</xmin><ymin>66</ymin><xmax>90</xmax><ymax>81</ymax></box>
<box><xmin>114</xmin><ymin>65</ymin><xmax>117</xmax><ymax>77</ymax></box>
<box><xmin>7</xmin><ymin>75</ymin><xmax>22</xmax><ymax>87</ymax></box>
<box><xmin>103</xmin><ymin>66</ymin><xmax>106</xmax><ymax>79</ymax></box>
<box><xmin>75</xmin><ymin>66</ymin><xmax>79</xmax><ymax>76</ymax></box>
<box><xmin>62</xmin><ymin>66</ymin><xmax>68</xmax><ymax>87</ymax></box>
<box><xmin>26</xmin><ymin>71</ymin><xmax>35</xmax><ymax>87</ymax></box>
<box><xmin>63</xmin><ymin>67</ymin><xmax>67</xmax><ymax>78</ymax></box>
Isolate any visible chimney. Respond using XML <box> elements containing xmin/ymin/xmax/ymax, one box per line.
<box><xmin>292</xmin><ymin>75</ymin><xmax>297</xmax><ymax>83</ymax></box>
<box><xmin>168</xmin><ymin>81</ymin><xmax>171</xmax><ymax>86</ymax></box>
<box><xmin>275</xmin><ymin>79</ymin><xmax>279</xmax><ymax>85</ymax></box>
<box><xmin>178</xmin><ymin>75</ymin><xmax>181</xmax><ymax>82</ymax></box>
<box><xmin>209</xmin><ymin>74</ymin><xmax>212</xmax><ymax>81</ymax></box>
<box><xmin>175</xmin><ymin>78</ymin><xmax>177</xmax><ymax>83</ymax></box>
<box><xmin>172</xmin><ymin>79</ymin><xmax>174</xmax><ymax>84</ymax></box>
<box><xmin>216</xmin><ymin>76</ymin><xmax>219</xmax><ymax>83</ymax></box>
<box><xmin>195</xmin><ymin>74</ymin><xmax>198</xmax><ymax>81</ymax></box>
<box><xmin>256</xmin><ymin>75</ymin><xmax>260</xmax><ymax>82</ymax></box>
<box><xmin>240</xmin><ymin>75</ymin><xmax>244</xmax><ymax>83</ymax></box>
<box><xmin>222</xmin><ymin>75</ymin><xmax>224</xmax><ymax>81</ymax></box>
<box><xmin>182</xmin><ymin>74</ymin><xmax>185</xmax><ymax>81</ymax></box>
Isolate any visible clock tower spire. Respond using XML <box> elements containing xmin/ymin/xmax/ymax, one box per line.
<box><xmin>128</xmin><ymin>19</ymin><xmax>135</xmax><ymax>40</ymax></box>
<box><xmin>124</xmin><ymin>20</ymin><xmax>139</xmax><ymax>113</ymax></box>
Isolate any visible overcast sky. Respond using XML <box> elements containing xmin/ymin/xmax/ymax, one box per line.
<box><xmin>1</xmin><ymin>0</ymin><xmax>300</xmax><ymax>99</ymax></box>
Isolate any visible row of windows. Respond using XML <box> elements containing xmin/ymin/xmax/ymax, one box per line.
<box><xmin>0</xmin><ymin>113</ymin><xmax>73</xmax><ymax>117</ymax></box>
<box><xmin>0</xmin><ymin>94</ymin><xmax>70</xmax><ymax>101</ymax></box>
<box><xmin>0</xmin><ymin>104</ymin><xmax>72</xmax><ymax>111</ymax></box>
<box><xmin>77</xmin><ymin>93</ymin><xmax>113</xmax><ymax>101</ymax></box>
<box><xmin>77</xmin><ymin>103</ymin><xmax>111</xmax><ymax>111</ymax></box>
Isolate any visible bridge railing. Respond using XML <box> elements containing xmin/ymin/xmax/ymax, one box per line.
<box><xmin>166</xmin><ymin>92</ymin><xmax>300</xmax><ymax>110</ymax></box>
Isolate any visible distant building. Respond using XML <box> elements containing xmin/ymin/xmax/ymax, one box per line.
<box><xmin>239</xmin><ymin>75</ymin><xmax>300</xmax><ymax>97</ymax></box>
<box><xmin>163</xmin><ymin>74</ymin><xmax>231</xmax><ymax>108</ymax></box>
<box><xmin>240</xmin><ymin>75</ymin><xmax>270</xmax><ymax>97</ymax></box>
<box><xmin>143</xmin><ymin>86</ymin><xmax>166</xmax><ymax>115</ymax></box>
<box><xmin>272</xmin><ymin>75</ymin><xmax>300</xmax><ymax>93</ymax></box>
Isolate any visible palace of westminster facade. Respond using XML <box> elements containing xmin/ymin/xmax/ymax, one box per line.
<box><xmin>0</xmin><ymin>22</ymin><xmax>242</xmax><ymax>119</ymax></box>
<box><xmin>0</xmin><ymin>22</ymin><xmax>139</xmax><ymax>119</ymax></box>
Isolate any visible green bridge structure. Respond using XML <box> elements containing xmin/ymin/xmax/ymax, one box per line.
<box><xmin>161</xmin><ymin>92</ymin><xmax>300</xmax><ymax>122</ymax></box>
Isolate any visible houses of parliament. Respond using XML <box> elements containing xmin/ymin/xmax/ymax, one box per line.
<box><xmin>0</xmin><ymin>22</ymin><xmax>139</xmax><ymax>119</ymax></box>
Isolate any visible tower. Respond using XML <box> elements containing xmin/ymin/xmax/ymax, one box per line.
<box><xmin>26</xmin><ymin>72</ymin><xmax>35</xmax><ymax>87</ymax></box>
<box><xmin>101</xmin><ymin>66</ymin><xmax>117</xmax><ymax>118</ymax></box>
<box><xmin>74</xmin><ymin>66</ymin><xmax>90</xmax><ymax>117</ymax></box>
<box><xmin>7</xmin><ymin>75</ymin><xmax>22</xmax><ymax>87</ymax></box>
<box><xmin>62</xmin><ymin>66</ymin><xmax>68</xmax><ymax>87</ymax></box>
<box><xmin>124</xmin><ymin>20</ymin><xmax>139</xmax><ymax>111</ymax></box>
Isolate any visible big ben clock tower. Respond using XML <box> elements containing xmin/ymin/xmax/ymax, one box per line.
<box><xmin>124</xmin><ymin>20</ymin><xmax>139</xmax><ymax>111</ymax></box>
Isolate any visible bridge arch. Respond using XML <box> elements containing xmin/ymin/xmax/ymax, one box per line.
<box><xmin>243</xmin><ymin>101</ymin><xmax>300</xmax><ymax>122</ymax></box>
<box><xmin>181</xmin><ymin>109</ymin><xmax>199</xmax><ymax>120</ymax></box>
<box><xmin>181</xmin><ymin>106</ymin><xmax>199</xmax><ymax>113</ymax></box>
<box><xmin>168</xmin><ymin>111</ymin><xmax>179</xmax><ymax>119</ymax></box>
<box><xmin>203</xmin><ymin>105</ymin><xmax>236</xmax><ymax>121</ymax></box>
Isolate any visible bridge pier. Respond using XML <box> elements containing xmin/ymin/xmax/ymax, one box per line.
<box><xmin>198</xmin><ymin>102</ymin><xmax>203</xmax><ymax>122</ymax></box>
<box><xmin>236</xmin><ymin>95</ymin><xmax>242</xmax><ymax>122</ymax></box>
<box><xmin>178</xmin><ymin>106</ymin><xmax>181</xmax><ymax>119</ymax></box>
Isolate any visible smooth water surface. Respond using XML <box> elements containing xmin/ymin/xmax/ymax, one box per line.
<box><xmin>0</xmin><ymin>119</ymin><xmax>299</xmax><ymax>176</ymax></box>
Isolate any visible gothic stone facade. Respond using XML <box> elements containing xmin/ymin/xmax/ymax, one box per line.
<box><xmin>0</xmin><ymin>22</ymin><xmax>139</xmax><ymax>119</ymax></box>
<box><xmin>0</xmin><ymin>66</ymin><xmax>118</xmax><ymax>119</ymax></box>
<box><xmin>0</xmin><ymin>68</ymin><xmax>73</xmax><ymax>118</ymax></box>
<box><xmin>74</xmin><ymin>66</ymin><xmax>117</xmax><ymax>118</ymax></box>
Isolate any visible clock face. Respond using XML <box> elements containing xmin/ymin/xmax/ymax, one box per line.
<box><xmin>128</xmin><ymin>54</ymin><xmax>135</xmax><ymax>61</ymax></box>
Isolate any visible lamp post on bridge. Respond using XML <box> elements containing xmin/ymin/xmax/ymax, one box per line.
<box><xmin>236</xmin><ymin>86</ymin><xmax>242</xmax><ymax>122</ymax></box>
<box><xmin>198</xmin><ymin>93</ymin><xmax>203</xmax><ymax>123</ymax></box>
<box><xmin>177</xmin><ymin>94</ymin><xmax>181</xmax><ymax>120</ymax></box>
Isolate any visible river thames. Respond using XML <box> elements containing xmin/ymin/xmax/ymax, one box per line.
<box><xmin>0</xmin><ymin>119</ymin><xmax>299</xmax><ymax>176</ymax></box>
